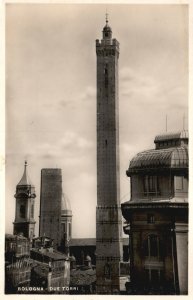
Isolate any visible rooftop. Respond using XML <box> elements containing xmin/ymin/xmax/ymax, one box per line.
<box><xmin>69</xmin><ymin>238</ymin><xmax>128</xmax><ymax>247</ymax></box>
<box><xmin>127</xmin><ymin>146</ymin><xmax>188</xmax><ymax>174</ymax></box>
<box><xmin>5</xmin><ymin>233</ymin><xmax>28</xmax><ymax>241</ymax></box>
<box><xmin>70</xmin><ymin>268</ymin><xmax>96</xmax><ymax>286</ymax></box>
<box><xmin>127</xmin><ymin>131</ymin><xmax>189</xmax><ymax>174</ymax></box>
<box><xmin>154</xmin><ymin>130</ymin><xmax>188</xmax><ymax>150</ymax></box>
<box><xmin>154</xmin><ymin>130</ymin><xmax>188</xmax><ymax>142</ymax></box>
<box><xmin>31</xmin><ymin>248</ymin><xmax>68</xmax><ymax>261</ymax></box>
<box><xmin>32</xmin><ymin>264</ymin><xmax>49</xmax><ymax>278</ymax></box>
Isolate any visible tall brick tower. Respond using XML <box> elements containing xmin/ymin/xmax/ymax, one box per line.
<box><xmin>39</xmin><ymin>169</ymin><xmax>62</xmax><ymax>249</ymax></box>
<box><xmin>96</xmin><ymin>16</ymin><xmax>123</xmax><ymax>294</ymax></box>
<box><xmin>13</xmin><ymin>161</ymin><xmax>36</xmax><ymax>241</ymax></box>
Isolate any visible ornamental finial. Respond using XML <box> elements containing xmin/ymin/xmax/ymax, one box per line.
<box><xmin>105</xmin><ymin>11</ymin><xmax>108</xmax><ymax>26</ymax></box>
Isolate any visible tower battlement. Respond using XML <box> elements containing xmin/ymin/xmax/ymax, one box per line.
<box><xmin>96</xmin><ymin>38</ymin><xmax>119</xmax><ymax>47</ymax></box>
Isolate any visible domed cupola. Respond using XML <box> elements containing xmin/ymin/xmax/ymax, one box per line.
<box><xmin>125</xmin><ymin>131</ymin><xmax>188</xmax><ymax>203</ymax></box>
<box><xmin>102</xmin><ymin>14</ymin><xmax>112</xmax><ymax>40</ymax></box>
<box><xmin>61</xmin><ymin>193</ymin><xmax>72</xmax><ymax>217</ymax></box>
<box><xmin>60</xmin><ymin>192</ymin><xmax>72</xmax><ymax>253</ymax></box>
<box><xmin>70</xmin><ymin>254</ymin><xmax>76</xmax><ymax>270</ymax></box>
<box><xmin>85</xmin><ymin>255</ymin><xmax>92</xmax><ymax>268</ymax></box>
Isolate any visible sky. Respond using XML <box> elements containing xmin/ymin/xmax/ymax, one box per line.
<box><xmin>5</xmin><ymin>4</ymin><xmax>188</xmax><ymax>238</ymax></box>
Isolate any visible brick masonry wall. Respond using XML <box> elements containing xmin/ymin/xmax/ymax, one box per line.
<box><xmin>96</xmin><ymin>37</ymin><xmax>122</xmax><ymax>294</ymax></box>
<box><xmin>39</xmin><ymin>169</ymin><xmax>62</xmax><ymax>248</ymax></box>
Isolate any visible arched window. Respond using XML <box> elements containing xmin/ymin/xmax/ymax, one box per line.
<box><xmin>20</xmin><ymin>204</ymin><xmax>26</xmax><ymax>218</ymax></box>
<box><xmin>104</xmin><ymin>64</ymin><xmax>108</xmax><ymax>88</ymax></box>
<box><xmin>62</xmin><ymin>223</ymin><xmax>66</xmax><ymax>234</ymax></box>
<box><xmin>68</xmin><ymin>223</ymin><xmax>71</xmax><ymax>238</ymax></box>
<box><xmin>30</xmin><ymin>204</ymin><xmax>34</xmax><ymax>218</ymax></box>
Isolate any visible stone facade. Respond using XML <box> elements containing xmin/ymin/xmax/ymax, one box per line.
<box><xmin>121</xmin><ymin>131</ymin><xmax>188</xmax><ymax>295</ymax></box>
<box><xmin>13</xmin><ymin>161</ymin><xmax>36</xmax><ymax>241</ymax></box>
<box><xmin>96</xmin><ymin>19</ymin><xmax>122</xmax><ymax>294</ymax></box>
<box><xmin>5</xmin><ymin>234</ymin><xmax>31</xmax><ymax>293</ymax></box>
<box><xmin>30</xmin><ymin>236</ymin><xmax>70</xmax><ymax>294</ymax></box>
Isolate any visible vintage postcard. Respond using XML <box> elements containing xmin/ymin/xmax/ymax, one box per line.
<box><xmin>2</xmin><ymin>0</ymin><xmax>192</xmax><ymax>298</ymax></box>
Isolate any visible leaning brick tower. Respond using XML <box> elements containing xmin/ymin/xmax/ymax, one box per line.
<box><xmin>96</xmin><ymin>16</ymin><xmax>123</xmax><ymax>294</ymax></box>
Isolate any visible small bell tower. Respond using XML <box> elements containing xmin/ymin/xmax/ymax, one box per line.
<box><xmin>13</xmin><ymin>161</ymin><xmax>36</xmax><ymax>241</ymax></box>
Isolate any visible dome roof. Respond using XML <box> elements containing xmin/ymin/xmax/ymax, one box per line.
<box><xmin>61</xmin><ymin>193</ymin><xmax>72</xmax><ymax>215</ymax></box>
<box><xmin>70</xmin><ymin>255</ymin><xmax>76</xmax><ymax>262</ymax></box>
<box><xmin>85</xmin><ymin>255</ymin><xmax>91</xmax><ymax>262</ymax></box>
<box><xmin>127</xmin><ymin>146</ymin><xmax>188</xmax><ymax>174</ymax></box>
<box><xmin>103</xmin><ymin>23</ymin><xmax>112</xmax><ymax>32</ymax></box>
<box><xmin>102</xmin><ymin>15</ymin><xmax>112</xmax><ymax>35</ymax></box>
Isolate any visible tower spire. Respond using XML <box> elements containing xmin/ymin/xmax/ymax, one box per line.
<box><xmin>17</xmin><ymin>160</ymin><xmax>32</xmax><ymax>186</ymax></box>
<box><xmin>106</xmin><ymin>11</ymin><xmax>108</xmax><ymax>26</ymax></box>
<box><xmin>102</xmin><ymin>11</ymin><xmax>112</xmax><ymax>41</ymax></box>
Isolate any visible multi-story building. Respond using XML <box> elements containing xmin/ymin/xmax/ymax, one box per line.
<box><xmin>96</xmin><ymin>16</ymin><xmax>123</xmax><ymax>294</ymax></box>
<box><xmin>30</xmin><ymin>236</ymin><xmax>70</xmax><ymax>294</ymax></box>
<box><xmin>121</xmin><ymin>131</ymin><xmax>188</xmax><ymax>295</ymax></box>
<box><xmin>5</xmin><ymin>234</ymin><xmax>31</xmax><ymax>293</ymax></box>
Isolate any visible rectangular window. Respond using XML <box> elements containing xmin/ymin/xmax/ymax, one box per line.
<box><xmin>147</xmin><ymin>214</ymin><xmax>155</xmax><ymax>224</ymax></box>
<box><xmin>69</xmin><ymin>223</ymin><xmax>71</xmax><ymax>237</ymax></box>
<box><xmin>104</xmin><ymin>64</ymin><xmax>108</xmax><ymax>88</ymax></box>
<box><xmin>149</xmin><ymin>235</ymin><xmax>158</xmax><ymax>257</ymax></box>
<box><xmin>175</xmin><ymin>176</ymin><xmax>183</xmax><ymax>190</ymax></box>
<box><xmin>149</xmin><ymin>176</ymin><xmax>156</xmax><ymax>192</ymax></box>
<box><xmin>144</xmin><ymin>268</ymin><xmax>164</xmax><ymax>292</ymax></box>
<box><xmin>144</xmin><ymin>235</ymin><xmax>160</xmax><ymax>258</ymax></box>
<box><xmin>144</xmin><ymin>175</ymin><xmax>159</xmax><ymax>196</ymax></box>
<box><xmin>62</xmin><ymin>223</ymin><xmax>66</xmax><ymax>234</ymax></box>
<box><xmin>30</xmin><ymin>204</ymin><xmax>34</xmax><ymax>218</ymax></box>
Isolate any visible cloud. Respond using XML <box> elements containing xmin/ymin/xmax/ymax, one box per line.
<box><xmin>120</xmin><ymin>67</ymin><xmax>160</xmax><ymax>103</ymax></box>
<box><xmin>34</xmin><ymin>131</ymin><xmax>94</xmax><ymax>165</ymax></box>
<box><xmin>5</xmin><ymin>4</ymin><xmax>188</xmax><ymax>239</ymax></box>
<box><xmin>79</xmin><ymin>86</ymin><xmax>96</xmax><ymax>103</ymax></box>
